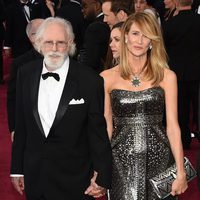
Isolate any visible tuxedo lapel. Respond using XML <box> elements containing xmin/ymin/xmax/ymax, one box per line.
<box><xmin>50</xmin><ymin>59</ymin><xmax>78</xmax><ymax>132</ymax></box>
<box><xmin>30</xmin><ymin>59</ymin><xmax>46</xmax><ymax>137</ymax></box>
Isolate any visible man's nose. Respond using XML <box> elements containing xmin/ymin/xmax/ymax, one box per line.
<box><xmin>52</xmin><ymin>42</ymin><xmax>58</xmax><ymax>51</ymax></box>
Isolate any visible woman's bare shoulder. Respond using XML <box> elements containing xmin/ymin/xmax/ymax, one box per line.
<box><xmin>163</xmin><ymin>68</ymin><xmax>177</xmax><ymax>81</ymax></box>
<box><xmin>160</xmin><ymin>68</ymin><xmax>177</xmax><ymax>88</ymax></box>
<box><xmin>100</xmin><ymin>65</ymin><xmax>120</xmax><ymax>79</ymax></box>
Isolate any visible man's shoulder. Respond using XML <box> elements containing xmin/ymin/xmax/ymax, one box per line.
<box><xmin>87</xmin><ymin>15</ymin><xmax>109</xmax><ymax>33</ymax></box>
<box><xmin>88</xmin><ymin>20</ymin><xmax>109</xmax><ymax>31</ymax></box>
<box><xmin>6</xmin><ymin>1</ymin><xmax>21</xmax><ymax>12</ymax></box>
<box><xmin>70</xmin><ymin>58</ymin><xmax>102</xmax><ymax>83</ymax></box>
<box><xmin>13</xmin><ymin>49</ymin><xmax>42</xmax><ymax>66</ymax></box>
<box><xmin>19</xmin><ymin>58</ymin><xmax>43</xmax><ymax>74</ymax></box>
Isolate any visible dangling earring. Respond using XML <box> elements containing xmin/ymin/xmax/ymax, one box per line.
<box><xmin>125</xmin><ymin>39</ymin><xmax>128</xmax><ymax>44</ymax></box>
<box><xmin>149</xmin><ymin>44</ymin><xmax>152</xmax><ymax>50</ymax></box>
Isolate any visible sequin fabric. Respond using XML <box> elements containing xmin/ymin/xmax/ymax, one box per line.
<box><xmin>109</xmin><ymin>87</ymin><xmax>176</xmax><ymax>200</ymax></box>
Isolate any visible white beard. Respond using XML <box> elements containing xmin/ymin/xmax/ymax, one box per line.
<box><xmin>43</xmin><ymin>51</ymin><xmax>67</xmax><ymax>71</ymax></box>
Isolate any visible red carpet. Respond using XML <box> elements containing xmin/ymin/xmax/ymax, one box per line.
<box><xmin>0</xmin><ymin>57</ymin><xmax>199</xmax><ymax>200</ymax></box>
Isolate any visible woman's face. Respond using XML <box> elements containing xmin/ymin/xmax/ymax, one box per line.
<box><xmin>134</xmin><ymin>0</ymin><xmax>147</xmax><ymax>13</ymax></box>
<box><xmin>110</xmin><ymin>27</ymin><xmax>121</xmax><ymax>59</ymax></box>
<box><xmin>125</xmin><ymin>23</ymin><xmax>151</xmax><ymax>58</ymax></box>
<box><xmin>164</xmin><ymin>0</ymin><xmax>176</xmax><ymax>9</ymax></box>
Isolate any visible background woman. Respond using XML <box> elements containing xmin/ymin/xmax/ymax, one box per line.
<box><xmin>104</xmin><ymin>22</ymin><xmax>123</xmax><ymax>69</ymax></box>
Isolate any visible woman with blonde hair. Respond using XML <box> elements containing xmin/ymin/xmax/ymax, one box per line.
<box><xmin>101</xmin><ymin>12</ymin><xmax>187</xmax><ymax>199</ymax></box>
<box><xmin>164</xmin><ymin>0</ymin><xmax>178</xmax><ymax>20</ymax></box>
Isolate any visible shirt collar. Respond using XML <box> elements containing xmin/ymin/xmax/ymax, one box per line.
<box><xmin>96</xmin><ymin>12</ymin><xmax>104</xmax><ymax>18</ymax></box>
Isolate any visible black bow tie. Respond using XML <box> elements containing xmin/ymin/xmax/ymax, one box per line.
<box><xmin>21</xmin><ymin>1</ymin><xmax>32</xmax><ymax>6</ymax></box>
<box><xmin>42</xmin><ymin>72</ymin><xmax>60</xmax><ymax>81</ymax></box>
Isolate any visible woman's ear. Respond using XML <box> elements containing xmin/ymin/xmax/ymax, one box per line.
<box><xmin>125</xmin><ymin>35</ymin><xmax>128</xmax><ymax>44</ymax></box>
<box><xmin>149</xmin><ymin>43</ymin><xmax>152</xmax><ymax>50</ymax></box>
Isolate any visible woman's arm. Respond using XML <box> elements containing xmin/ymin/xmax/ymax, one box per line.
<box><xmin>100</xmin><ymin>70</ymin><xmax>113</xmax><ymax>140</ymax></box>
<box><xmin>161</xmin><ymin>68</ymin><xmax>188</xmax><ymax>196</ymax></box>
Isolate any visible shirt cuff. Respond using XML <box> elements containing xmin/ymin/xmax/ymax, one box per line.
<box><xmin>3</xmin><ymin>46</ymin><xmax>11</xmax><ymax>49</ymax></box>
<box><xmin>10</xmin><ymin>174</ymin><xmax>24</xmax><ymax>177</ymax></box>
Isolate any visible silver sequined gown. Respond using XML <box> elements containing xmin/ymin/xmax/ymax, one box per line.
<box><xmin>110</xmin><ymin>87</ymin><xmax>175</xmax><ymax>200</ymax></box>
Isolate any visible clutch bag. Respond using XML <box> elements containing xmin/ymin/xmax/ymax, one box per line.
<box><xmin>149</xmin><ymin>157</ymin><xmax>197</xmax><ymax>199</ymax></box>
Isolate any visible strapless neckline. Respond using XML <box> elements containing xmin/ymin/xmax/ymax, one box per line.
<box><xmin>110</xmin><ymin>86</ymin><xmax>164</xmax><ymax>94</ymax></box>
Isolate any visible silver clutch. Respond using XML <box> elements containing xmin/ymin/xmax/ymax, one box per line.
<box><xmin>149</xmin><ymin>157</ymin><xmax>197</xmax><ymax>199</ymax></box>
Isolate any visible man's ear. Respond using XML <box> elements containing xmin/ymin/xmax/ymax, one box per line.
<box><xmin>67</xmin><ymin>38</ymin><xmax>73</xmax><ymax>46</ymax></box>
<box><xmin>34</xmin><ymin>38</ymin><xmax>42</xmax><ymax>53</ymax></box>
<box><xmin>116</xmin><ymin>10</ymin><xmax>128</xmax><ymax>22</ymax></box>
<box><xmin>94</xmin><ymin>1</ymin><xmax>102</xmax><ymax>12</ymax></box>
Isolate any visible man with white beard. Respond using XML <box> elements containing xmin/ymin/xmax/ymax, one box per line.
<box><xmin>10</xmin><ymin>17</ymin><xmax>112</xmax><ymax>200</ymax></box>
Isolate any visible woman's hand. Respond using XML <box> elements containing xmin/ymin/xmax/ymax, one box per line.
<box><xmin>171</xmin><ymin>173</ymin><xmax>188</xmax><ymax>196</ymax></box>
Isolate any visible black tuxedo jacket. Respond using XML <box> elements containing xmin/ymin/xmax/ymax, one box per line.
<box><xmin>7</xmin><ymin>48</ymin><xmax>42</xmax><ymax>132</ymax></box>
<box><xmin>56</xmin><ymin>1</ymin><xmax>84</xmax><ymax>53</ymax></box>
<box><xmin>162</xmin><ymin>10</ymin><xmax>200</xmax><ymax>81</ymax></box>
<box><xmin>0</xmin><ymin>0</ymin><xmax>5</xmax><ymax>81</ymax></box>
<box><xmin>4</xmin><ymin>1</ymin><xmax>44</xmax><ymax>57</ymax></box>
<box><xmin>0</xmin><ymin>0</ymin><xmax>5</xmax><ymax>41</ymax></box>
<box><xmin>11</xmin><ymin>58</ymin><xmax>112</xmax><ymax>200</ymax></box>
<box><xmin>80</xmin><ymin>14</ymin><xmax>110</xmax><ymax>73</ymax></box>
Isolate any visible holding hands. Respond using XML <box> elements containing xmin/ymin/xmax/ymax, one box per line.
<box><xmin>11</xmin><ymin>176</ymin><xmax>24</xmax><ymax>195</ymax></box>
<box><xmin>85</xmin><ymin>171</ymin><xmax>107</xmax><ymax>198</ymax></box>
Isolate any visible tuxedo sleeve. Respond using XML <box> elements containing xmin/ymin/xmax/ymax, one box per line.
<box><xmin>87</xmin><ymin>76</ymin><xmax>112</xmax><ymax>189</ymax></box>
<box><xmin>10</xmin><ymin>67</ymin><xmax>27</xmax><ymax>174</ymax></box>
<box><xmin>4</xmin><ymin>6</ymin><xmax>13</xmax><ymax>48</ymax></box>
<box><xmin>7</xmin><ymin>60</ymin><xmax>18</xmax><ymax>132</ymax></box>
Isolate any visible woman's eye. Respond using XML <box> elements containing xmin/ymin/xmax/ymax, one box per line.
<box><xmin>114</xmin><ymin>37</ymin><xmax>120</xmax><ymax>42</ymax></box>
<box><xmin>132</xmin><ymin>32</ymin><xmax>139</xmax><ymax>36</ymax></box>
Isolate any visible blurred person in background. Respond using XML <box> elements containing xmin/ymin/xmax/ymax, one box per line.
<box><xmin>102</xmin><ymin>0</ymin><xmax>135</xmax><ymax>29</ymax></box>
<box><xmin>104</xmin><ymin>22</ymin><xmax>123</xmax><ymax>69</ymax></box>
<box><xmin>7</xmin><ymin>18</ymin><xmax>44</xmax><ymax>142</ymax></box>
<box><xmin>79</xmin><ymin>0</ymin><xmax>110</xmax><ymax>73</ymax></box>
<box><xmin>0</xmin><ymin>0</ymin><xmax>5</xmax><ymax>84</ymax></box>
<box><xmin>163</xmin><ymin>0</ymin><xmax>200</xmax><ymax>149</ymax></box>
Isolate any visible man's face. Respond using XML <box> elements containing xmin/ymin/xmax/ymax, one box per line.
<box><xmin>20</xmin><ymin>0</ymin><xmax>29</xmax><ymax>3</ymax></box>
<box><xmin>29</xmin><ymin>20</ymin><xmax>44</xmax><ymax>45</ymax></box>
<box><xmin>102</xmin><ymin>1</ymin><xmax>118</xmax><ymax>28</ymax></box>
<box><xmin>40</xmin><ymin>23</ymin><xmax>69</xmax><ymax>71</ymax></box>
<box><xmin>82</xmin><ymin>0</ymin><xmax>97</xmax><ymax>21</ymax></box>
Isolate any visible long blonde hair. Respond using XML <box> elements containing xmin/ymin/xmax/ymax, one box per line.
<box><xmin>120</xmin><ymin>12</ymin><xmax>169</xmax><ymax>86</ymax></box>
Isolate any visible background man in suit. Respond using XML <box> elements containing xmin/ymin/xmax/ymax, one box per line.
<box><xmin>3</xmin><ymin>0</ymin><xmax>49</xmax><ymax>58</ymax></box>
<box><xmin>162</xmin><ymin>0</ymin><xmax>200</xmax><ymax>149</ymax></box>
<box><xmin>56</xmin><ymin>0</ymin><xmax>85</xmax><ymax>58</ymax></box>
<box><xmin>10</xmin><ymin>17</ymin><xmax>112</xmax><ymax>200</ymax></box>
<box><xmin>7</xmin><ymin>18</ymin><xmax>44</xmax><ymax>141</ymax></box>
<box><xmin>80</xmin><ymin>0</ymin><xmax>110</xmax><ymax>73</ymax></box>
<box><xmin>102</xmin><ymin>0</ymin><xmax>135</xmax><ymax>29</ymax></box>
<box><xmin>0</xmin><ymin>0</ymin><xmax>5</xmax><ymax>84</ymax></box>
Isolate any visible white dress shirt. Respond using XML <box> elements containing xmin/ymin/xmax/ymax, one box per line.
<box><xmin>38</xmin><ymin>57</ymin><xmax>69</xmax><ymax>137</ymax></box>
<box><xmin>23</xmin><ymin>5</ymin><xmax>30</xmax><ymax>22</ymax></box>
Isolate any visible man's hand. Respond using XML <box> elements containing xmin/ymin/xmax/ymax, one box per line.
<box><xmin>85</xmin><ymin>171</ymin><xmax>107</xmax><ymax>198</ymax></box>
<box><xmin>4</xmin><ymin>48</ymin><xmax>12</xmax><ymax>57</ymax></box>
<box><xmin>11</xmin><ymin>177</ymin><xmax>24</xmax><ymax>195</ymax></box>
<box><xmin>11</xmin><ymin>131</ymin><xmax>15</xmax><ymax>142</ymax></box>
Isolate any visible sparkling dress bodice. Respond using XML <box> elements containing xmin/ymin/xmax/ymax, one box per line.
<box><xmin>110</xmin><ymin>87</ymin><xmax>175</xmax><ymax>200</ymax></box>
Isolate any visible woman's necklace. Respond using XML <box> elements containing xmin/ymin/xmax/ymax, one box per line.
<box><xmin>131</xmin><ymin>62</ymin><xmax>147</xmax><ymax>87</ymax></box>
